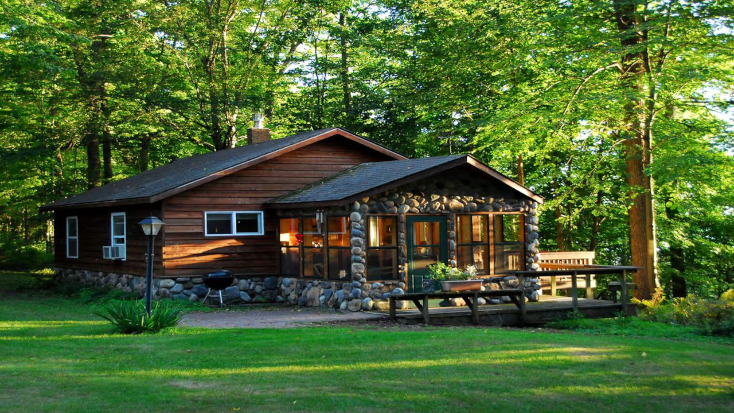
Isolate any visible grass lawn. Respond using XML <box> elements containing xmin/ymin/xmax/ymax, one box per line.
<box><xmin>0</xmin><ymin>272</ymin><xmax>732</xmax><ymax>413</ymax></box>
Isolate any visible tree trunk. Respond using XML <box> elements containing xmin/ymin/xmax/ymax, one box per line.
<box><xmin>55</xmin><ymin>151</ymin><xmax>64</xmax><ymax>198</ymax></box>
<box><xmin>516</xmin><ymin>154</ymin><xmax>524</xmax><ymax>185</ymax></box>
<box><xmin>665</xmin><ymin>198</ymin><xmax>687</xmax><ymax>297</ymax></box>
<box><xmin>553</xmin><ymin>178</ymin><xmax>564</xmax><ymax>251</ymax></box>
<box><xmin>140</xmin><ymin>134</ymin><xmax>151</xmax><ymax>172</ymax></box>
<box><xmin>102</xmin><ymin>127</ymin><xmax>113</xmax><ymax>182</ymax></box>
<box><xmin>209</xmin><ymin>80</ymin><xmax>226</xmax><ymax>150</ymax></box>
<box><xmin>614</xmin><ymin>0</ymin><xmax>656</xmax><ymax>299</ymax></box>
<box><xmin>339</xmin><ymin>12</ymin><xmax>354</xmax><ymax>129</ymax></box>
<box><xmin>555</xmin><ymin>204</ymin><xmax>564</xmax><ymax>251</ymax></box>
<box><xmin>85</xmin><ymin>130</ymin><xmax>101</xmax><ymax>189</ymax></box>
<box><xmin>588</xmin><ymin>190</ymin><xmax>603</xmax><ymax>252</ymax></box>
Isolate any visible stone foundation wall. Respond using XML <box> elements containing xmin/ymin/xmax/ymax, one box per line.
<box><xmin>53</xmin><ymin>267</ymin><xmax>409</xmax><ymax>311</ymax></box>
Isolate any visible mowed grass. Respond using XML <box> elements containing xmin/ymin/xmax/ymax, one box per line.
<box><xmin>0</xmin><ymin>273</ymin><xmax>733</xmax><ymax>413</ymax></box>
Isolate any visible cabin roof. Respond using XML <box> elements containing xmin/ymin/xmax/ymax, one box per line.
<box><xmin>40</xmin><ymin>128</ymin><xmax>405</xmax><ymax>211</ymax></box>
<box><xmin>266</xmin><ymin>154</ymin><xmax>544</xmax><ymax>208</ymax></box>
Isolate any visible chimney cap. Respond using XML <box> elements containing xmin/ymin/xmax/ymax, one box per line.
<box><xmin>252</xmin><ymin>113</ymin><xmax>264</xmax><ymax>129</ymax></box>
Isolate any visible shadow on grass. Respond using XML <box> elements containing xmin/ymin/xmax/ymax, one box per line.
<box><xmin>3</xmin><ymin>326</ymin><xmax>732</xmax><ymax>413</ymax></box>
<box><xmin>1</xmin><ymin>271</ymin><xmax>733</xmax><ymax>412</ymax></box>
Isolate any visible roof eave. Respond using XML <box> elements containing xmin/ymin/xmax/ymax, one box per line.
<box><xmin>465</xmin><ymin>155</ymin><xmax>545</xmax><ymax>203</ymax></box>
<box><xmin>39</xmin><ymin>196</ymin><xmax>154</xmax><ymax>212</ymax></box>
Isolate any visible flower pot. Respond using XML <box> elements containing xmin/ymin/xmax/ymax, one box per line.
<box><xmin>441</xmin><ymin>280</ymin><xmax>482</xmax><ymax>292</ymax></box>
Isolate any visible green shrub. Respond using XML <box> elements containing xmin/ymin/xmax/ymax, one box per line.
<box><xmin>640</xmin><ymin>289</ymin><xmax>734</xmax><ymax>336</ymax></box>
<box><xmin>95</xmin><ymin>300</ymin><xmax>185</xmax><ymax>334</ymax></box>
<box><xmin>0</xmin><ymin>240</ymin><xmax>53</xmax><ymax>271</ymax></box>
<box><xmin>546</xmin><ymin>313</ymin><xmax>706</xmax><ymax>340</ymax></box>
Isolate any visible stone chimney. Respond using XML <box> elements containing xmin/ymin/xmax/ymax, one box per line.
<box><xmin>246</xmin><ymin>113</ymin><xmax>270</xmax><ymax>144</ymax></box>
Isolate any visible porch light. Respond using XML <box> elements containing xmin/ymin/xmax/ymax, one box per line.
<box><xmin>139</xmin><ymin>216</ymin><xmax>165</xmax><ymax>236</ymax></box>
<box><xmin>315</xmin><ymin>210</ymin><xmax>325</xmax><ymax>233</ymax></box>
<box><xmin>138</xmin><ymin>216</ymin><xmax>165</xmax><ymax>316</ymax></box>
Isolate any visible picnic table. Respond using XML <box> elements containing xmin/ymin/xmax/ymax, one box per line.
<box><xmin>388</xmin><ymin>289</ymin><xmax>525</xmax><ymax>325</ymax></box>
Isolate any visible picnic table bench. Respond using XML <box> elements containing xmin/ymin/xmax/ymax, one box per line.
<box><xmin>388</xmin><ymin>289</ymin><xmax>525</xmax><ymax>325</ymax></box>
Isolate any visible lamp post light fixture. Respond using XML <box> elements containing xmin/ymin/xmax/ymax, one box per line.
<box><xmin>139</xmin><ymin>216</ymin><xmax>165</xmax><ymax>316</ymax></box>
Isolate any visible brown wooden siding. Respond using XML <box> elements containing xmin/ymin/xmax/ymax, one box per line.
<box><xmin>54</xmin><ymin>205</ymin><xmax>163</xmax><ymax>277</ymax></box>
<box><xmin>161</xmin><ymin>137</ymin><xmax>395</xmax><ymax>278</ymax></box>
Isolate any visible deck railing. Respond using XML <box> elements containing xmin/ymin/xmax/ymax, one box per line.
<box><xmin>512</xmin><ymin>265</ymin><xmax>639</xmax><ymax>323</ymax></box>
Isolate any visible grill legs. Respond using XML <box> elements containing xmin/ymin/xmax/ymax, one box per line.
<box><xmin>203</xmin><ymin>288</ymin><xmax>226</xmax><ymax>308</ymax></box>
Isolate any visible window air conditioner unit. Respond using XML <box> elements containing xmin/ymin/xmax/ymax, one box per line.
<box><xmin>103</xmin><ymin>245</ymin><xmax>126</xmax><ymax>260</ymax></box>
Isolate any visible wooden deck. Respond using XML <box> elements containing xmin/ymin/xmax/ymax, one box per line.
<box><xmin>378</xmin><ymin>296</ymin><xmax>632</xmax><ymax>326</ymax></box>
<box><xmin>376</xmin><ymin>265</ymin><xmax>639</xmax><ymax>326</ymax></box>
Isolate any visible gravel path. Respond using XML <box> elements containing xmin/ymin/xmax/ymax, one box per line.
<box><xmin>180</xmin><ymin>306</ymin><xmax>387</xmax><ymax>329</ymax></box>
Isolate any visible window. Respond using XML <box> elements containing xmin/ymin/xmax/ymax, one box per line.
<box><xmin>278</xmin><ymin>216</ymin><xmax>351</xmax><ymax>280</ymax></box>
<box><xmin>279</xmin><ymin>218</ymin><xmax>300</xmax><ymax>276</ymax></box>
<box><xmin>66</xmin><ymin>216</ymin><xmax>78</xmax><ymax>258</ymax></box>
<box><xmin>302</xmin><ymin>218</ymin><xmax>324</xmax><ymax>277</ymax></box>
<box><xmin>205</xmin><ymin>211</ymin><xmax>264</xmax><ymax>236</ymax></box>
<box><xmin>111</xmin><ymin>212</ymin><xmax>126</xmax><ymax>260</ymax></box>
<box><xmin>494</xmin><ymin>214</ymin><xmax>524</xmax><ymax>273</ymax></box>
<box><xmin>456</xmin><ymin>215</ymin><xmax>488</xmax><ymax>274</ymax></box>
<box><xmin>327</xmin><ymin>217</ymin><xmax>350</xmax><ymax>279</ymax></box>
<box><xmin>366</xmin><ymin>216</ymin><xmax>398</xmax><ymax>280</ymax></box>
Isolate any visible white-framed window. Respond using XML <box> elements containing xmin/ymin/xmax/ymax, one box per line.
<box><xmin>111</xmin><ymin>212</ymin><xmax>126</xmax><ymax>259</ymax></box>
<box><xmin>66</xmin><ymin>216</ymin><xmax>78</xmax><ymax>258</ymax></box>
<box><xmin>205</xmin><ymin>211</ymin><xmax>264</xmax><ymax>236</ymax></box>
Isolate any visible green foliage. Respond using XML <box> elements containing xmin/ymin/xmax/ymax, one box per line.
<box><xmin>0</xmin><ymin>0</ymin><xmax>732</xmax><ymax>299</ymax></box>
<box><xmin>95</xmin><ymin>299</ymin><xmax>185</xmax><ymax>334</ymax></box>
<box><xmin>78</xmin><ymin>287</ymin><xmax>139</xmax><ymax>304</ymax></box>
<box><xmin>640</xmin><ymin>290</ymin><xmax>734</xmax><ymax>337</ymax></box>
<box><xmin>427</xmin><ymin>263</ymin><xmax>477</xmax><ymax>281</ymax></box>
<box><xmin>0</xmin><ymin>237</ymin><xmax>53</xmax><ymax>271</ymax></box>
<box><xmin>547</xmin><ymin>314</ymin><xmax>709</xmax><ymax>341</ymax></box>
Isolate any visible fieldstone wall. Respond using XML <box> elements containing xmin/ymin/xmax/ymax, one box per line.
<box><xmin>53</xmin><ymin>267</ymin><xmax>408</xmax><ymax>310</ymax></box>
<box><xmin>346</xmin><ymin>178</ymin><xmax>540</xmax><ymax>297</ymax></box>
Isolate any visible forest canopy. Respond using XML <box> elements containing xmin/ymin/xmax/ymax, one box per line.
<box><xmin>1</xmin><ymin>0</ymin><xmax>732</xmax><ymax>298</ymax></box>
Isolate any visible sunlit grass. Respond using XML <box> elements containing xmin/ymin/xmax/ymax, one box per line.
<box><xmin>0</xmin><ymin>320</ymin><xmax>106</xmax><ymax>329</ymax></box>
<box><xmin>0</xmin><ymin>272</ymin><xmax>733</xmax><ymax>412</ymax></box>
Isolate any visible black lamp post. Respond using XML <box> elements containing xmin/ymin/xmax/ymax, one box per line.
<box><xmin>139</xmin><ymin>216</ymin><xmax>165</xmax><ymax>316</ymax></box>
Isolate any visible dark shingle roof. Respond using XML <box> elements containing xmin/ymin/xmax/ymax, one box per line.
<box><xmin>267</xmin><ymin>155</ymin><xmax>466</xmax><ymax>205</ymax></box>
<box><xmin>267</xmin><ymin>154</ymin><xmax>543</xmax><ymax>206</ymax></box>
<box><xmin>41</xmin><ymin>128</ymin><xmax>402</xmax><ymax>211</ymax></box>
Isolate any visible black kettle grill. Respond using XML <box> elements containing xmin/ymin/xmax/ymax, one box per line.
<box><xmin>202</xmin><ymin>270</ymin><xmax>235</xmax><ymax>307</ymax></box>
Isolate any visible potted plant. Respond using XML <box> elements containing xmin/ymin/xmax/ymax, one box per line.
<box><xmin>442</xmin><ymin>264</ymin><xmax>482</xmax><ymax>291</ymax></box>
<box><xmin>423</xmin><ymin>263</ymin><xmax>450</xmax><ymax>293</ymax></box>
<box><xmin>426</xmin><ymin>264</ymin><xmax>482</xmax><ymax>292</ymax></box>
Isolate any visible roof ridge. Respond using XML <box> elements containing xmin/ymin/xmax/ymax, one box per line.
<box><xmin>40</xmin><ymin>128</ymin><xmax>404</xmax><ymax>211</ymax></box>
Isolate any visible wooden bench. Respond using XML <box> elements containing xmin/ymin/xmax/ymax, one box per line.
<box><xmin>538</xmin><ymin>251</ymin><xmax>596</xmax><ymax>297</ymax></box>
<box><xmin>389</xmin><ymin>289</ymin><xmax>524</xmax><ymax>325</ymax></box>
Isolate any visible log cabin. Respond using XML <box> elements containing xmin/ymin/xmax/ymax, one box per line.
<box><xmin>41</xmin><ymin>126</ymin><xmax>544</xmax><ymax>309</ymax></box>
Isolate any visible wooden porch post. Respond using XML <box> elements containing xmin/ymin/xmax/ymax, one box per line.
<box><xmin>571</xmin><ymin>271</ymin><xmax>578</xmax><ymax>313</ymax></box>
<box><xmin>620</xmin><ymin>270</ymin><xmax>629</xmax><ymax>315</ymax></box>
<box><xmin>518</xmin><ymin>274</ymin><xmax>526</xmax><ymax>325</ymax></box>
<box><xmin>586</xmin><ymin>273</ymin><xmax>593</xmax><ymax>299</ymax></box>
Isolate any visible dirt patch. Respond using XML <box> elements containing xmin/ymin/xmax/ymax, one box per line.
<box><xmin>180</xmin><ymin>306</ymin><xmax>387</xmax><ymax>329</ymax></box>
